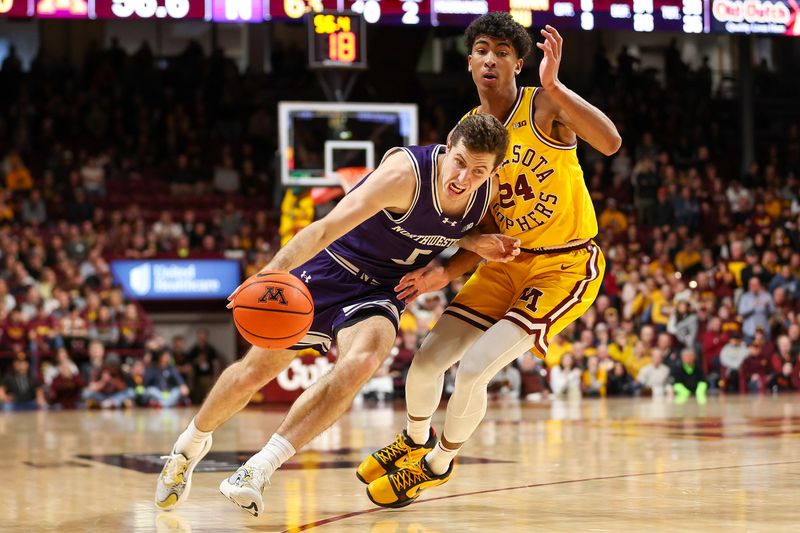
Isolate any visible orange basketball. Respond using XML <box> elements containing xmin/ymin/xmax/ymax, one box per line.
<box><xmin>231</xmin><ymin>271</ymin><xmax>314</xmax><ymax>349</ymax></box>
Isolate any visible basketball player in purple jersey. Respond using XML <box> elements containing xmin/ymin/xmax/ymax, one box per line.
<box><xmin>155</xmin><ymin>114</ymin><xmax>519</xmax><ymax>516</ymax></box>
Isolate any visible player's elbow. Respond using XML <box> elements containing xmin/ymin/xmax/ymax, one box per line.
<box><xmin>600</xmin><ymin>132</ymin><xmax>622</xmax><ymax>156</ymax></box>
<box><xmin>306</xmin><ymin>219</ymin><xmax>332</xmax><ymax>247</ymax></box>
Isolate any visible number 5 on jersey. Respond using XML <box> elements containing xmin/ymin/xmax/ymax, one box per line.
<box><xmin>392</xmin><ymin>248</ymin><xmax>433</xmax><ymax>266</ymax></box>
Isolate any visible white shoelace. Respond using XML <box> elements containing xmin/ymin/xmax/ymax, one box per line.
<box><xmin>232</xmin><ymin>466</ymin><xmax>266</xmax><ymax>492</ymax></box>
<box><xmin>160</xmin><ymin>454</ymin><xmax>188</xmax><ymax>486</ymax></box>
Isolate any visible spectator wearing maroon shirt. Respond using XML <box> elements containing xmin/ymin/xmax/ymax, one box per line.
<box><xmin>28</xmin><ymin>303</ymin><xmax>64</xmax><ymax>353</ymax></box>
<box><xmin>740</xmin><ymin>328</ymin><xmax>773</xmax><ymax>392</ymax></box>
<box><xmin>2</xmin><ymin>309</ymin><xmax>28</xmax><ymax>353</ymax></box>
<box><xmin>700</xmin><ymin>317</ymin><xmax>729</xmax><ymax>373</ymax></box>
<box><xmin>768</xmin><ymin>335</ymin><xmax>798</xmax><ymax>392</ymax></box>
<box><xmin>61</xmin><ymin>304</ymin><xmax>89</xmax><ymax>353</ymax></box>
<box><xmin>49</xmin><ymin>360</ymin><xmax>85</xmax><ymax>409</ymax></box>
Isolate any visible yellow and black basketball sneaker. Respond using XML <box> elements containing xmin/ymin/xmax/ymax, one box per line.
<box><xmin>356</xmin><ymin>429</ymin><xmax>437</xmax><ymax>484</ymax></box>
<box><xmin>366</xmin><ymin>457</ymin><xmax>453</xmax><ymax>508</ymax></box>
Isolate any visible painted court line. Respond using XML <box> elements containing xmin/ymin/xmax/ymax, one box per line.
<box><xmin>278</xmin><ymin>459</ymin><xmax>800</xmax><ymax>532</ymax></box>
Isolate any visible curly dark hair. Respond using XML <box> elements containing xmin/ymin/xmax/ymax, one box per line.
<box><xmin>451</xmin><ymin>113</ymin><xmax>509</xmax><ymax>168</ymax></box>
<box><xmin>464</xmin><ymin>12</ymin><xmax>533</xmax><ymax>59</ymax></box>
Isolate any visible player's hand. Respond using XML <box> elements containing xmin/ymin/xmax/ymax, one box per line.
<box><xmin>226</xmin><ymin>269</ymin><xmax>283</xmax><ymax>309</ymax></box>
<box><xmin>394</xmin><ymin>265</ymin><xmax>449</xmax><ymax>303</ymax></box>
<box><xmin>226</xmin><ymin>283</ymin><xmax>243</xmax><ymax>309</ymax></box>
<box><xmin>537</xmin><ymin>25</ymin><xmax>563</xmax><ymax>91</ymax></box>
<box><xmin>460</xmin><ymin>233</ymin><xmax>521</xmax><ymax>262</ymax></box>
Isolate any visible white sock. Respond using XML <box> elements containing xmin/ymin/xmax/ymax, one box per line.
<box><xmin>425</xmin><ymin>442</ymin><xmax>459</xmax><ymax>475</ymax></box>
<box><xmin>245</xmin><ymin>434</ymin><xmax>296</xmax><ymax>479</ymax></box>
<box><xmin>406</xmin><ymin>415</ymin><xmax>431</xmax><ymax>445</ymax></box>
<box><xmin>174</xmin><ymin>418</ymin><xmax>212</xmax><ymax>459</ymax></box>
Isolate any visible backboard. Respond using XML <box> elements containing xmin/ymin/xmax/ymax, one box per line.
<box><xmin>279</xmin><ymin>101</ymin><xmax>418</xmax><ymax>187</ymax></box>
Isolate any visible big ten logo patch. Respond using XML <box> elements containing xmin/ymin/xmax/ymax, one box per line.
<box><xmin>277</xmin><ymin>356</ymin><xmax>334</xmax><ymax>391</ymax></box>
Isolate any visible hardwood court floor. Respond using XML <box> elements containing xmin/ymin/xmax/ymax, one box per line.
<box><xmin>1</xmin><ymin>395</ymin><xmax>798</xmax><ymax>532</ymax></box>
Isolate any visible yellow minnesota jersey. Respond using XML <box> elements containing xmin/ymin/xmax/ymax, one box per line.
<box><xmin>464</xmin><ymin>86</ymin><xmax>597</xmax><ymax>250</ymax></box>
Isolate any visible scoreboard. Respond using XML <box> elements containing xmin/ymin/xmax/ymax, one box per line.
<box><xmin>507</xmin><ymin>0</ymin><xmax>705</xmax><ymax>33</ymax></box>
<box><xmin>2</xmin><ymin>0</ymin><xmax>800</xmax><ymax>36</ymax></box>
<box><xmin>94</xmin><ymin>0</ymin><xmax>206</xmax><ymax>19</ymax></box>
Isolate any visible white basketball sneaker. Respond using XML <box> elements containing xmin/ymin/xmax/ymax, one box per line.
<box><xmin>219</xmin><ymin>465</ymin><xmax>269</xmax><ymax>517</ymax></box>
<box><xmin>154</xmin><ymin>436</ymin><xmax>213</xmax><ymax>510</ymax></box>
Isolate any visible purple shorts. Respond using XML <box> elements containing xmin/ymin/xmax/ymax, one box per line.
<box><xmin>289</xmin><ymin>250</ymin><xmax>405</xmax><ymax>353</ymax></box>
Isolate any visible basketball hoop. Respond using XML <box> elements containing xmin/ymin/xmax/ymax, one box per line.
<box><xmin>334</xmin><ymin>166</ymin><xmax>371</xmax><ymax>192</ymax></box>
<box><xmin>310</xmin><ymin>166</ymin><xmax>372</xmax><ymax>205</ymax></box>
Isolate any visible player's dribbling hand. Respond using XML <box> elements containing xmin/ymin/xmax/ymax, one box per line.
<box><xmin>537</xmin><ymin>25</ymin><xmax>563</xmax><ymax>91</ymax></box>
<box><xmin>467</xmin><ymin>233</ymin><xmax>521</xmax><ymax>263</ymax></box>
<box><xmin>226</xmin><ymin>283</ymin><xmax>243</xmax><ymax>309</ymax></box>
<box><xmin>226</xmin><ymin>269</ymin><xmax>290</xmax><ymax>309</ymax></box>
<box><xmin>395</xmin><ymin>265</ymin><xmax>449</xmax><ymax>303</ymax></box>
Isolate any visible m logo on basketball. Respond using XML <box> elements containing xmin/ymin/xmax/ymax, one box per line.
<box><xmin>258</xmin><ymin>286</ymin><xmax>288</xmax><ymax>305</ymax></box>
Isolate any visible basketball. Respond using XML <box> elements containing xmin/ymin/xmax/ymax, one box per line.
<box><xmin>231</xmin><ymin>272</ymin><xmax>314</xmax><ymax>349</ymax></box>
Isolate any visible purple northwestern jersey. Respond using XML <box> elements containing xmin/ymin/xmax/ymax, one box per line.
<box><xmin>326</xmin><ymin>144</ymin><xmax>492</xmax><ymax>285</ymax></box>
<box><xmin>288</xmin><ymin>144</ymin><xmax>492</xmax><ymax>353</ymax></box>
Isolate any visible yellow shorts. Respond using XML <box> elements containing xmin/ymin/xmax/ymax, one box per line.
<box><xmin>444</xmin><ymin>241</ymin><xmax>605</xmax><ymax>358</ymax></box>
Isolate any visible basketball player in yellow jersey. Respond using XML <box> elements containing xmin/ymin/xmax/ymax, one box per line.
<box><xmin>359</xmin><ymin>13</ymin><xmax>621</xmax><ymax>508</ymax></box>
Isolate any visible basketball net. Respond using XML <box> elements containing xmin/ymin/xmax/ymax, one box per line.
<box><xmin>333</xmin><ymin>166</ymin><xmax>371</xmax><ymax>192</ymax></box>
<box><xmin>310</xmin><ymin>166</ymin><xmax>372</xmax><ymax>205</ymax></box>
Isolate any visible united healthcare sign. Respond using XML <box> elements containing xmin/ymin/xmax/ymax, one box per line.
<box><xmin>111</xmin><ymin>260</ymin><xmax>241</xmax><ymax>300</ymax></box>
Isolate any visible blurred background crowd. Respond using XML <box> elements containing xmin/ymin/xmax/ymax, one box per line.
<box><xmin>0</xmin><ymin>36</ymin><xmax>798</xmax><ymax>411</ymax></box>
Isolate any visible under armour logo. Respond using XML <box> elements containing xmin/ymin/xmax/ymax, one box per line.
<box><xmin>442</xmin><ymin>218</ymin><xmax>458</xmax><ymax>226</ymax></box>
<box><xmin>258</xmin><ymin>286</ymin><xmax>288</xmax><ymax>305</ymax></box>
<box><xmin>300</xmin><ymin>271</ymin><xmax>311</xmax><ymax>283</ymax></box>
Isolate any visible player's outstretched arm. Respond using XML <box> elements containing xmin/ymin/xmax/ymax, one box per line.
<box><xmin>225</xmin><ymin>159</ymin><xmax>413</xmax><ymax>307</ymax></box>
<box><xmin>536</xmin><ymin>25</ymin><xmax>621</xmax><ymax>156</ymax></box>
<box><xmin>395</xmin><ymin>262</ymin><xmax>450</xmax><ymax>303</ymax></box>
<box><xmin>265</xmin><ymin>152</ymin><xmax>416</xmax><ymax>273</ymax></box>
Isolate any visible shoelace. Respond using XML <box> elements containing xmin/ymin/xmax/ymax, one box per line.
<box><xmin>233</xmin><ymin>466</ymin><xmax>266</xmax><ymax>491</ymax></box>
<box><xmin>374</xmin><ymin>434</ymin><xmax>411</xmax><ymax>464</ymax></box>
<box><xmin>390</xmin><ymin>463</ymin><xmax>428</xmax><ymax>491</ymax></box>
<box><xmin>159</xmin><ymin>454</ymin><xmax>188</xmax><ymax>487</ymax></box>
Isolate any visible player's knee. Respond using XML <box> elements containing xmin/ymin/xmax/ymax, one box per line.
<box><xmin>455</xmin><ymin>357</ymin><xmax>491</xmax><ymax>388</ymax></box>
<box><xmin>235</xmin><ymin>352</ymin><xmax>279</xmax><ymax>390</ymax></box>
<box><xmin>336</xmin><ymin>350</ymin><xmax>382</xmax><ymax>385</ymax></box>
<box><xmin>408</xmin><ymin>345</ymin><xmax>446</xmax><ymax>376</ymax></box>
<box><xmin>222</xmin><ymin>361</ymin><xmax>256</xmax><ymax>392</ymax></box>
<box><xmin>407</xmin><ymin>356</ymin><xmax>437</xmax><ymax>384</ymax></box>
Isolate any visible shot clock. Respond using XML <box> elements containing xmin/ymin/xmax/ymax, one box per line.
<box><xmin>307</xmin><ymin>11</ymin><xmax>367</xmax><ymax>69</ymax></box>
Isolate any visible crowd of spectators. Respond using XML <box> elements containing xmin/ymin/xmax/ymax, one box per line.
<box><xmin>1</xmin><ymin>36</ymin><xmax>798</xmax><ymax>411</ymax></box>
<box><xmin>0</xmin><ymin>41</ymin><xmax>255</xmax><ymax>410</ymax></box>
<box><xmin>1</xmin><ymin>329</ymin><xmax>223</xmax><ymax>411</ymax></box>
